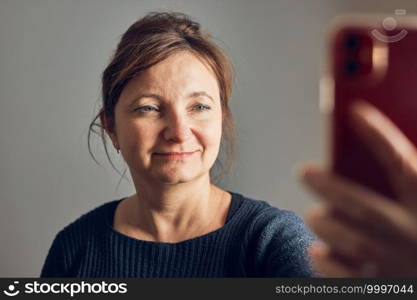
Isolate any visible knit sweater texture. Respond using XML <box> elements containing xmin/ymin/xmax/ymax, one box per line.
<box><xmin>40</xmin><ymin>191</ymin><xmax>316</xmax><ymax>277</ymax></box>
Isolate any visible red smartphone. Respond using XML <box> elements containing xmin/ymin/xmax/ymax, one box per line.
<box><xmin>322</xmin><ymin>14</ymin><xmax>417</xmax><ymax>199</ymax></box>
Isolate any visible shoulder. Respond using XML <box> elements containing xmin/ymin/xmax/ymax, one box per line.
<box><xmin>230</xmin><ymin>192</ymin><xmax>316</xmax><ymax>277</ymax></box>
<box><xmin>229</xmin><ymin>191</ymin><xmax>274</xmax><ymax>218</ymax></box>
<box><xmin>230</xmin><ymin>191</ymin><xmax>305</xmax><ymax>228</ymax></box>
<box><xmin>40</xmin><ymin>199</ymin><xmax>121</xmax><ymax>277</ymax></box>
<box><xmin>58</xmin><ymin>199</ymin><xmax>121</xmax><ymax>242</ymax></box>
<box><xmin>51</xmin><ymin>199</ymin><xmax>121</xmax><ymax>256</ymax></box>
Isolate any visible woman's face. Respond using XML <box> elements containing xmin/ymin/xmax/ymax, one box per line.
<box><xmin>110</xmin><ymin>51</ymin><xmax>223</xmax><ymax>184</ymax></box>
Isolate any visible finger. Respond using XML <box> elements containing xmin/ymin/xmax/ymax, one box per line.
<box><xmin>310</xmin><ymin>242</ymin><xmax>416</xmax><ymax>277</ymax></box>
<box><xmin>299</xmin><ymin>164</ymin><xmax>417</xmax><ymax>248</ymax></box>
<box><xmin>305</xmin><ymin>204</ymin><xmax>389</xmax><ymax>264</ymax></box>
<box><xmin>306</xmin><ymin>205</ymin><xmax>417</xmax><ymax>277</ymax></box>
<box><xmin>308</xmin><ymin>242</ymin><xmax>358</xmax><ymax>277</ymax></box>
<box><xmin>350</xmin><ymin>100</ymin><xmax>417</xmax><ymax>211</ymax></box>
<box><xmin>302</xmin><ymin>168</ymin><xmax>417</xmax><ymax>276</ymax></box>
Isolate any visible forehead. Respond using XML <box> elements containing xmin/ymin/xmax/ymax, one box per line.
<box><xmin>120</xmin><ymin>51</ymin><xmax>220</xmax><ymax>102</ymax></box>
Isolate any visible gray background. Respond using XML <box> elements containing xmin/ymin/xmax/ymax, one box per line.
<box><xmin>0</xmin><ymin>0</ymin><xmax>415</xmax><ymax>276</ymax></box>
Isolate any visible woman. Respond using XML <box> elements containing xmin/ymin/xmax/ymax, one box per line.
<box><xmin>40</xmin><ymin>12</ymin><xmax>315</xmax><ymax>277</ymax></box>
<box><xmin>299</xmin><ymin>101</ymin><xmax>417</xmax><ymax>277</ymax></box>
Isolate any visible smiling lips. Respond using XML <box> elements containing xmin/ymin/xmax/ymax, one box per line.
<box><xmin>153</xmin><ymin>151</ymin><xmax>197</xmax><ymax>159</ymax></box>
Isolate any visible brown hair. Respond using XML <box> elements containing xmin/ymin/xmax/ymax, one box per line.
<box><xmin>88</xmin><ymin>11</ymin><xmax>237</xmax><ymax>185</ymax></box>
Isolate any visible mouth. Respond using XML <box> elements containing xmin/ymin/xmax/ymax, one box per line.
<box><xmin>153</xmin><ymin>151</ymin><xmax>198</xmax><ymax>159</ymax></box>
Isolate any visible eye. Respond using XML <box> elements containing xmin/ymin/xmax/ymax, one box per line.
<box><xmin>192</xmin><ymin>104</ymin><xmax>211</xmax><ymax>112</ymax></box>
<box><xmin>135</xmin><ymin>105</ymin><xmax>159</xmax><ymax>113</ymax></box>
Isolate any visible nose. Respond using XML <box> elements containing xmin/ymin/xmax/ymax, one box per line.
<box><xmin>162</xmin><ymin>110</ymin><xmax>192</xmax><ymax>143</ymax></box>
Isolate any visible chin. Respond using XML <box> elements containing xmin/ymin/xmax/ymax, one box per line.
<box><xmin>153</xmin><ymin>167</ymin><xmax>206</xmax><ymax>184</ymax></box>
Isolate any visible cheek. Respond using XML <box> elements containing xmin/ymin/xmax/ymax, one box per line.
<box><xmin>199</xmin><ymin>119</ymin><xmax>222</xmax><ymax>154</ymax></box>
<box><xmin>118</xmin><ymin>122</ymin><xmax>157</xmax><ymax>155</ymax></box>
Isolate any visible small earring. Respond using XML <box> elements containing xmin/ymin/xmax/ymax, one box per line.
<box><xmin>116</xmin><ymin>148</ymin><xmax>120</xmax><ymax>154</ymax></box>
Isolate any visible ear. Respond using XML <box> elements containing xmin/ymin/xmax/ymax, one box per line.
<box><xmin>99</xmin><ymin>109</ymin><xmax>119</xmax><ymax>150</ymax></box>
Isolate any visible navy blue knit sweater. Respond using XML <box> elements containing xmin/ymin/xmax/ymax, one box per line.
<box><xmin>40</xmin><ymin>191</ymin><xmax>315</xmax><ymax>277</ymax></box>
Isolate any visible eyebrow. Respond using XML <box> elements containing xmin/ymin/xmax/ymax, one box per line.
<box><xmin>129</xmin><ymin>91</ymin><xmax>215</xmax><ymax>105</ymax></box>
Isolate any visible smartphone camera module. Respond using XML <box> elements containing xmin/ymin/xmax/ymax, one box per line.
<box><xmin>344</xmin><ymin>34</ymin><xmax>360</xmax><ymax>51</ymax></box>
<box><xmin>344</xmin><ymin>60</ymin><xmax>360</xmax><ymax>75</ymax></box>
<box><xmin>341</xmin><ymin>31</ymin><xmax>373</xmax><ymax>79</ymax></box>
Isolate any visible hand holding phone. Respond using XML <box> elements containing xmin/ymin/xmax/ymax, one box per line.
<box><xmin>324</xmin><ymin>14</ymin><xmax>417</xmax><ymax>199</ymax></box>
<box><xmin>298</xmin><ymin>14</ymin><xmax>417</xmax><ymax>277</ymax></box>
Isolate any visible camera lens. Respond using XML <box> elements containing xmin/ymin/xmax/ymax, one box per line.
<box><xmin>345</xmin><ymin>60</ymin><xmax>360</xmax><ymax>75</ymax></box>
<box><xmin>344</xmin><ymin>34</ymin><xmax>360</xmax><ymax>50</ymax></box>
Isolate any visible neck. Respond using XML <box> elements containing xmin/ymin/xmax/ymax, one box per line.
<box><xmin>126</xmin><ymin>172</ymin><xmax>227</xmax><ymax>242</ymax></box>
